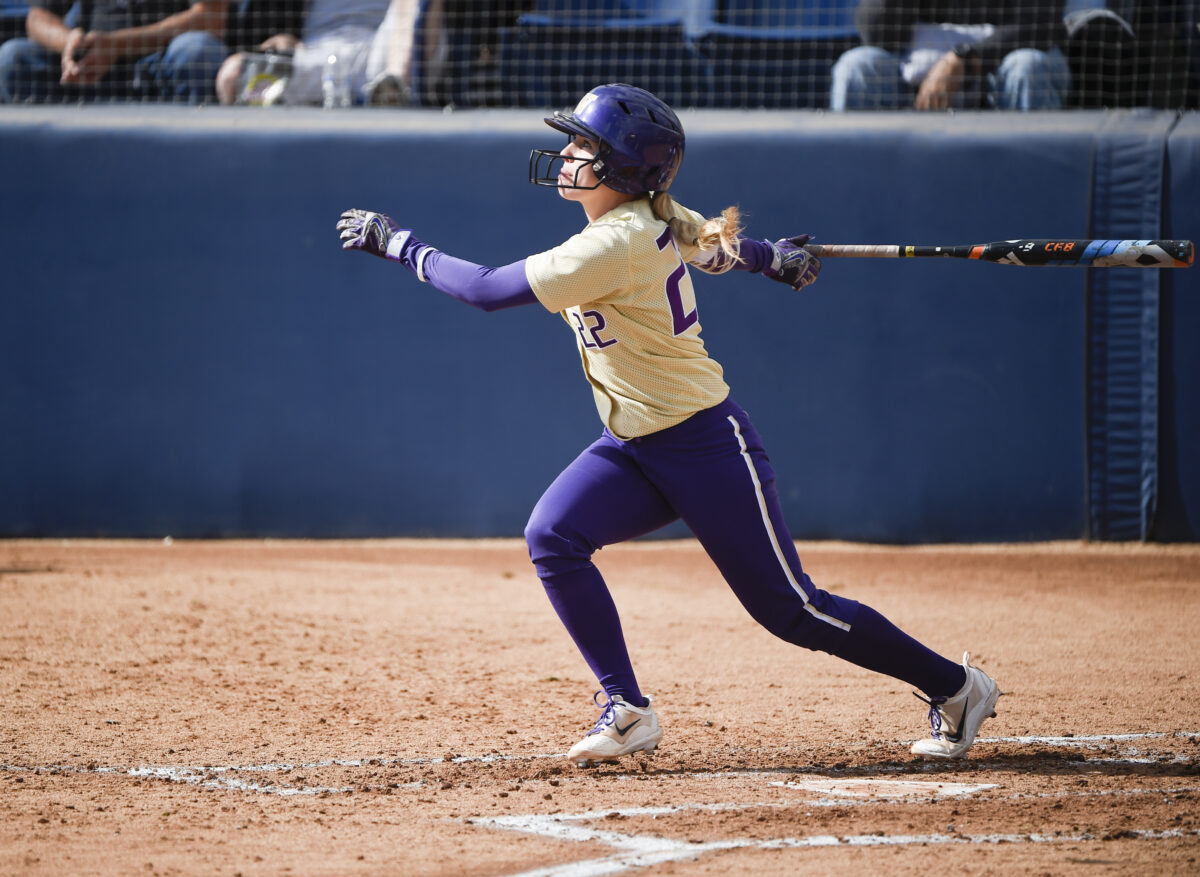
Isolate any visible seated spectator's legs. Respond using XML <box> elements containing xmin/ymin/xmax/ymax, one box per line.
<box><xmin>989</xmin><ymin>47</ymin><xmax>1071</xmax><ymax>110</ymax></box>
<box><xmin>830</xmin><ymin>46</ymin><xmax>907</xmax><ymax>110</ymax></box>
<box><xmin>362</xmin><ymin>0</ymin><xmax>423</xmax><ymax>105</ymax></box>
<box><xmin>0</xmin><ymin>36</ymin><xmax>130</xmax><ymax>102</ymax></box>
<box><xmin>133</xmin><ymin>31</ymin><xmax>229</xmax><ymax>103</ymax></box>
<box><xmin>283</xmin><ymin>32</ymin><xmax>376</xmax><ymax>106</ymax></box>
<box><xmin>0</xmin><ymin>37</ymin><xmax>66</xmax><ymax>103</ymax></box>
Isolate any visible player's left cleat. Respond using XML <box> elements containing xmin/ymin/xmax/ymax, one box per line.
<box><xmin>910</xmin><ymin>652</ymin><xmax>1000</xmax><ymax>759</ymax></box>
<box><xmin>567</xmin><ymin>692</ymin><xmax>662</xmax><ymax>767</ymax></box>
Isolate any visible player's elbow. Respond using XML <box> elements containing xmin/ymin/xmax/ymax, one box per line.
<box><xmin>471</xmin><ymin>296</ymin><xmax>508</xmax><ymax>313</ymax></box>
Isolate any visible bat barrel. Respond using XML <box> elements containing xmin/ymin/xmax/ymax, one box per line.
<box><xmin>1017</xmin><ymin>239</ymin><xmax>1195</xmax><ymax>268</ymax></box>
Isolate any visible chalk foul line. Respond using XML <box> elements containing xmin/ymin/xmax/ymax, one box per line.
<box><xmin>471</xmin><ymin>800</ymin><xmax>1200</xmax><ymax>877</ymax></box>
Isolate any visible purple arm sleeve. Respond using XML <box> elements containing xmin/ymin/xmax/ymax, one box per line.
<box><xmin>420</xmin><ymin>252</ymin><xmax>537</xmax><ymax>312</ymax></box>
<box><xmin>731</xmin><ymin>236</ymin><xmax>775</xmax><ymax>273</ymax></box>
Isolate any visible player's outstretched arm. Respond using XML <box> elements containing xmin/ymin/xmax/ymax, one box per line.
<box><xmin>691</xmin><ymin>233</ymin><xmax>821</xmax><ymax>291</ymax></box>
<box><xmin>337</xmin><ymin>209</ymin><xmax>536</xmax><ymax>312</ymax></box>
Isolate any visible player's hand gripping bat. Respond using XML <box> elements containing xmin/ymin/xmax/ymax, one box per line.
<box><xmin>763</xmin><ymin>234</ymin><xmax>822</xmax><ymax>290</ymax></box>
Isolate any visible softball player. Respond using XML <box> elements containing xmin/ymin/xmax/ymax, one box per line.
<box><xmin>337</xmin><ymin>83</ymin><xmax>999</xmax><ymax>766</ymax></box>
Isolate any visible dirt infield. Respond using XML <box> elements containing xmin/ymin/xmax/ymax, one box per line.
<box><xmin>2</xmin><ymin>538</ymin><xmax>1198</xmax><ymax>875</ymax></box>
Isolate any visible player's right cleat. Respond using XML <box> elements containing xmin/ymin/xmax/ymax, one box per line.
<box><xmin>567</xmin><ymin>692</ymin><xmax>662</xmax><ymax>767</ymax></box>
<box><xmin>910</xmin><ymin>652</ymin><xmax>1000</xmax><ymax>759</ymax></box>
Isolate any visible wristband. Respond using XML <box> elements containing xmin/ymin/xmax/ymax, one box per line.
<box><xmin>416</xmin><ymin>247</ymin><xmax>433</xmax><ymax>283</ymax></box>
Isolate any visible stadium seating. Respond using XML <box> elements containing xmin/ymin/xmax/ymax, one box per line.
<box><xmin>0</xmin><ymin>0</ymin><xmax>28</xmax><ymax>44</ymax></box>
<box><xmin>494</xmin><ymin>0</ymin><xmax>710</xmax><ymax>108</ymax></box>
<box><xmin>8</xmin><ymin>2</ymin><xmax>1192</xmax><ymax>111</ymax></box>
<box><xmin>713</xmin><ymin>0</ymin><xmax>857</xmax><ymax>30</ymax></box>
<box><xmin>696</xmin><ymin>0</ymin><xmax>860</xmax><ymax>108</ymax></box>
<box><xmin>487</xmin><ymin>0</ymin><xmax>862</xmax><ymax>109</ymax></box>
<box><xmin>409</xmin><ymin>0</ymin><xmax>471</xmax><ymax>107</ymax></box>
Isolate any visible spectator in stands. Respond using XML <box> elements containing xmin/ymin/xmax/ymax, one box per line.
<box><xmin>1119</xmin><ymin>0</ymin><xmax>1198</xmax><ymax>109</ymax></box>
<box><xmin>216</xmin><ymin>0</ymin><xmax>533</xmax><ymax>107</ymax></box>
<box><xmin>215</xmin><ymin>0</ymin><xmax>415</xmax><ymax>106</ymax></box>
<box><xmin>0</xmin><ymin>1</ymin><xmax>233</xmax><ymax>103</ymax></box>
<box><xmin>1061</xmin><ymin>2</ymin><xmax>1136</xmax><ymax>108</ymax></box>
<box><xmin>830</xmin><ymin>0</ymin><xmax>1071</xmax><ymax>110</ymax></box>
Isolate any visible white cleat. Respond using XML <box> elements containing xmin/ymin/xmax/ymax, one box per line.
<box><xmin>911</xmin><ymin>652</ymin><xmax>1000</xmax><ymax>759</ymax></box>
<box><xmin>567</xmin><ymin>692</ymin><xmax>662</xmax><ymax>767</ymax></box>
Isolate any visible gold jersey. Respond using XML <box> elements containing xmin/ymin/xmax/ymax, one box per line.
<box><xmin>525</xmin><ymin>198</ymin><xmax>730</xmax><ymax>440</ymax></box>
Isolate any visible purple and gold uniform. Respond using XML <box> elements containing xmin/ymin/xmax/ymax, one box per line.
<box><xmin>519</xmin><ymin>195</ymin><xmax>946</xmax><ymax>708</ymax></box>
<box><xmin>337</xmin><ymin>82</ymin><xmax>997</xmax><ymax>765</ymax></box>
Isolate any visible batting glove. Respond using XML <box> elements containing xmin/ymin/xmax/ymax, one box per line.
<box><xmin>763</xmin><ymin>234</ymin><xmax>821</xmax><ymax>291</ymax></box>
<box><xmin>337</xmin><ymin>209</ymin><xmax>437</xmax><ymax>280</ymax></box>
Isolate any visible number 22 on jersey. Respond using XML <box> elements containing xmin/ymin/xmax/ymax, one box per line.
<box><xmin>570</xmin><ymin>225</ymin><xmax>696</xmax><ymax>350</ymax></box>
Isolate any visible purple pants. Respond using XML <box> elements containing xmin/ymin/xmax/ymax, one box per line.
<box><xmin>525</xmin><ymin>397</ymin><xmax>861</xmax><ymax>701</ymax></box>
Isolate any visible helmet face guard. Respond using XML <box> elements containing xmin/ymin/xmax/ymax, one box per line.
<box><xmin>528</xmin><ymin>141</ymin><xmax>605</xmax><ymax>190</ymax></box>
<box><xmin>527</xmin><ymin>84</ymin><xmax>685</xmax><ymax>195</ymax></box>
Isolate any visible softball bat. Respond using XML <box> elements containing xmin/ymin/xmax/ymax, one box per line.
<box><xmin>804</xmin><ymin>239</ymin><xmax>1193</xmax><ymax>268</ymax></box>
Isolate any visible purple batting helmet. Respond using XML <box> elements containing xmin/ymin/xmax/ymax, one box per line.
<box><xmin>528</xmin><ymin>83</ymin><xmax>685</xmax><ymax>194</ymax></box>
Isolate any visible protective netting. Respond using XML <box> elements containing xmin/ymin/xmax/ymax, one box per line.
<box><xmin>0</xmin><ymin>1</ymin><xmax>1196</xmax><ymax>109</ymax></box>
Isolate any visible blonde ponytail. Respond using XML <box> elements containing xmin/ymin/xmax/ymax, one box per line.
<box><xmin>650</xmin><ymin>192</ymin><xmax>744</xmax><ymax>264</ymax></box>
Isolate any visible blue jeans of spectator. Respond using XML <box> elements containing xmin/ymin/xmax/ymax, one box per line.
<box><xmin>0</xmin><ymin>31</ymin><xmax>229</xmax><ymax>103</ymax></box>
<box><xmin>830</xmin><ymin>45</ymin><xmax>1072</xmax><ymax>110</ymax></box>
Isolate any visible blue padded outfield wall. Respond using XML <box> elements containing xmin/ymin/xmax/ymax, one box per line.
<box><xmin>1</xmin><ymin>107</ymin><xmax>1197</xmax><ymax>542</ymax></box>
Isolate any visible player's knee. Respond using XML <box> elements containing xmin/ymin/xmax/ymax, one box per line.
<box><xmin>748</xmin><ymin>588</ymin><xmax>858</xmax><ymax>653</ymax></box>
<box><xmin>752</xmin><ymin>604</ymin><xmax>804</xmax><ymax>642</ymax></box>
<box><xmin>523</xmin><ymin>513</ymin><xmax>578</xmax><ymax>562</ymax></box>
<box><xmin>755</xmin><ymin>609</ymin><xmax>846</xmax><ymax>654</ymax></box>
<box><xmin>524</xmin><ymin>511</ymin><xmax>593</xmax><ymax>577</ymax></box>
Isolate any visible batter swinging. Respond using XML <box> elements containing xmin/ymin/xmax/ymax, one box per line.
<box><xmin>337</xmin><ymin>83</ymin><xmax>1000</xmax><ymax>767</ymax></box>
